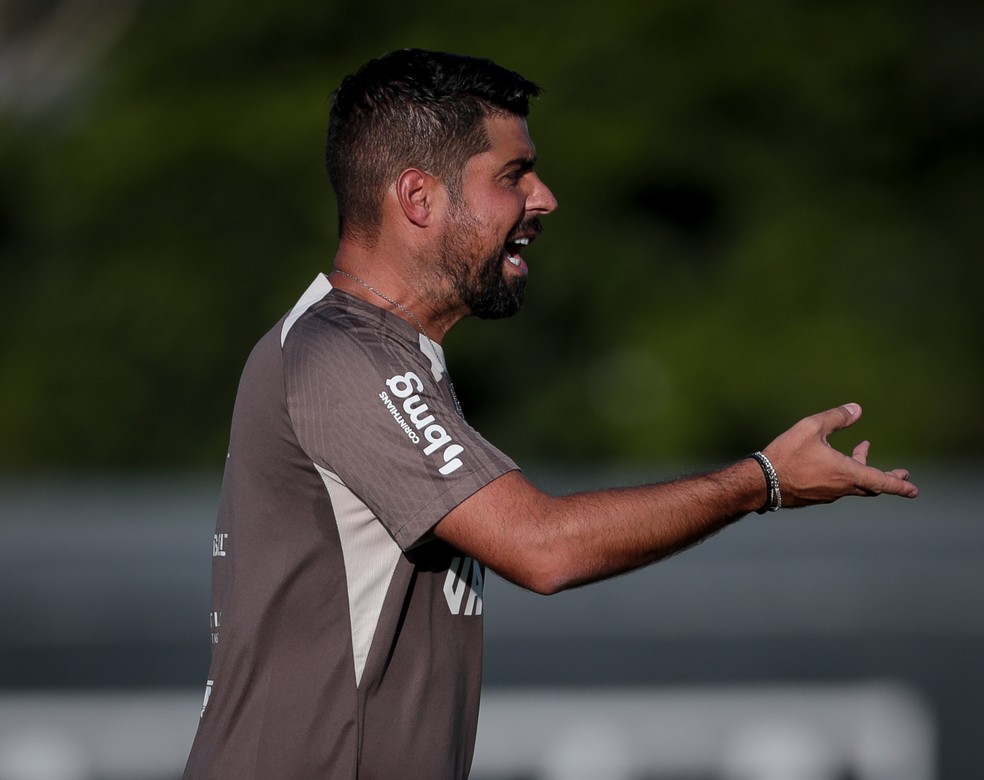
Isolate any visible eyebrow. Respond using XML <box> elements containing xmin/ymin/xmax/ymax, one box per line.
<box><xmin>501</xmin><ymin>155</ymin><xmax>537</xmax><ymax>175</ymax></box>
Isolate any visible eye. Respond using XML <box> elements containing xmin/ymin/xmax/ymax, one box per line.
<box><xmin>504</xmin><ymin>170</ymin><xmax>524</xmax><ymax>186</ymax></box>
<box><xmin>501</xmin><ymin>159</ymin><xmax>536</xmax><ymax>187</ymax></box>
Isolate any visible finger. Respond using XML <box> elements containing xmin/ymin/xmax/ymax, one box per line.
<box><xmin>884</xmin><ymin>475</ymin><xmax>919</xmax><ymax>498</ymax></box>
<box><xmin>859</xmin><ymin>468</ymin><xmax>920</xmax><ymax>498</ymax></box>
<box><xmin>851</xmin><ymin>440</ymin><xmax>870</xmax><ymax>464</ymax></box>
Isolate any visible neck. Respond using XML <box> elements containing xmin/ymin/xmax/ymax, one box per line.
<box><xmin>330</xmin><ymin>237</ymin><xmax>465</xmax><ymax>342</ymax></box>
<box><xmin>330</xmin><ymin>266</ymin><xmax>456</xmax><ymax>344</ymax></box>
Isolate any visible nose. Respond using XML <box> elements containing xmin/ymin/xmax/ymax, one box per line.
<box><xmin>527</xmin><ymin>173</ymin><xmax>558</xmax><ymax>216</ymax></box>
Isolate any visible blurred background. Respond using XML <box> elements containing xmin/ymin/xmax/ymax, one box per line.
<box><xmin>1</xmin><ymin>0</ymin><xmax>982</xmax><ymax>778</ymax></box>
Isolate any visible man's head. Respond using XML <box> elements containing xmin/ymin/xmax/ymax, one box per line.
<box><xmin>326</xmin><ymin>49</ymin><xmax>541</xmax><ymax>244</ymax></box>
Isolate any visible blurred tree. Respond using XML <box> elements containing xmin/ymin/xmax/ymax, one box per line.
<box><xmin>0</xmin><ymin>0</ymin><xmax>980</xmax><ymax>471</ymax></box>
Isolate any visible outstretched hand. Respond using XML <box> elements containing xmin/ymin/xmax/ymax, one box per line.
<box><xmin>762</xmin><ymin>403</ymin><xmax>919</xmax><ymax>508</ymax></box>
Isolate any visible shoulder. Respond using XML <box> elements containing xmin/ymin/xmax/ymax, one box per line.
<box><xmin>284</xmin><ymin>291</ymin><xmax>435</xmax><ymax>407</ymax></box>
<box><xmin>285</xmin><ymin>291</ymin><xmax>409</xmax><ymax>359</ymax></box>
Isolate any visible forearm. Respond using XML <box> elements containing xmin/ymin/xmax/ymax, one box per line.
<box><xmin>436</xmin><ymin>458</ymin><xmax>766</xmax><ymax>595</ymax></box>
<box><xmin>435</xmin><ymin>404</ymin><xmax>918</xmax><ymax>595</ymax></box>
<box><xmin>542</xmin><ymin>458</ymin><xmax>766</xmax><ymax>589</ymax></box>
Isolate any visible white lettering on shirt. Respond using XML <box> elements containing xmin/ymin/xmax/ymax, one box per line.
<box><xmin>380</xmin><ymin>370</ymin><xmax>464</xmax><ymax>475</ymax></box>
<box><xmin>212</xmin><ymin>533</ymin><xmax>229</xmax><ymax>557</ymax></box>
<box><xmin>443</xmin><ymin>556</ymin><xmax>484</xmax><ymax>616</ymax></box>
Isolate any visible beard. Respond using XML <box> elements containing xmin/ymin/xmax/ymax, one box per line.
<box><xmin>437</xmin><ymin>211</ymin><xmax>535</xmax><ymax>320</ymax></box>
<box><xmin>456</xmin><ymin>247</ymin><xmax>526</xmax><ymax>320</ymax></box>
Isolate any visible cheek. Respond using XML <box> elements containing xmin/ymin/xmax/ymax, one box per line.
<box><xmin>487</xmin><ymin>194</ymin><xmax>526</xmax><ymax>231</ymax></box>
<box><xmin>456</xmin><ymin>190</ymin><xmax>524</xmax><ymax>241</ymax></box>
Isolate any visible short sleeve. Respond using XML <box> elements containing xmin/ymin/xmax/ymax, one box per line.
<box><xmin>283</xmin><ymin>303</ymin><xmax>517</xmax><ymax>549</ymax></box>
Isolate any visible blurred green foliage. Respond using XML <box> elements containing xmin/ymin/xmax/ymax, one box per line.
<box><xmin>1</xmin><ymin>0</ymin><xmax>981</xmax><ymax>471</ymax></box>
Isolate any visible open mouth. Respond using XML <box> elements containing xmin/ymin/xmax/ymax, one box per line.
<box><xmin>502</xmin><ymin>219</ymin><xmax>543</xmax><ymax>276</ymax></box>
<box><xmin>504</xmin><ymin>237</ymin><xmax>531</xmax><ymax>274</ymax></box>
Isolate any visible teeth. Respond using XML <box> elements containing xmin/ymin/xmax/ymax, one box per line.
<box><xmin>505</xmin><ymin>236</ymin><xmax>529</xmax><ymax>266</ymax></box>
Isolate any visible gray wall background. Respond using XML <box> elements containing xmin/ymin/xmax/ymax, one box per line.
<box><xmin>2</xmin><ymin>465</ymin><xmax>980</xmax><ymax>778</ymax></box>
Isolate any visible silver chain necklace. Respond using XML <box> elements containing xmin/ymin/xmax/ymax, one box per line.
<box><xmin>331</xmin><ymin>268</ymin><xmax>464</xmax><ymax>418</ymax></box>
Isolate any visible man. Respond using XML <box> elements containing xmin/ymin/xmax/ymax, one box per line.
<box><xmin>183</xmin><ymin>49</ymin><xmax>917</xmax><ymax>779</ymax></box>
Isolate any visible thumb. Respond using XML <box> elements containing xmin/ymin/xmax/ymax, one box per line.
<box><xmin>817</xmin><ymin>402</ymin><xmax>863</xmax><ymax>439</ymax></box>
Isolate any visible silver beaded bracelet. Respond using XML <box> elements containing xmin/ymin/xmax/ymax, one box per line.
<box><xmin>749</xmin><ymin>451</ymin><xmax>782</xmax><ymax>513</ymax></box>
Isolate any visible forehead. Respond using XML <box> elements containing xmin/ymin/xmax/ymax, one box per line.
<box><xmin>469</xmin><ymin>114</ymin><xmax>537</xmax><ymax>170</ymax></box>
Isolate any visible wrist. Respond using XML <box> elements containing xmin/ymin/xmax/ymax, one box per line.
<box><xmin>748</xmin><ymin>451</ymin><xmax>782</xmax><ymax>513</ymax></box>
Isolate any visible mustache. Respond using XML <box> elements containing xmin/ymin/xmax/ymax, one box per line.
<box><xmin>509</xmin><ymin>218</ymin><xmax>544</xmax><ymax>240</ymax></box>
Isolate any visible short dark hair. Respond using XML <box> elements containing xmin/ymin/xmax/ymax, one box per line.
<box><xmin>325</xmin><ymin>49</ymin><xmax>541</xmax><ymax>242</ymax></box>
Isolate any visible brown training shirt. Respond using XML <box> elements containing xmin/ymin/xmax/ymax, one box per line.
<box><xmin>183</xmin><ymin>274</ymin><xmax>518</xmax><ymax>779</ymax></box>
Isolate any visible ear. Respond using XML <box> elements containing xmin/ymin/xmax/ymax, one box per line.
<box><xmin>396</xmin><ymin>168</ymin><xmax>439</xmax><ymax>227</ymax></box>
